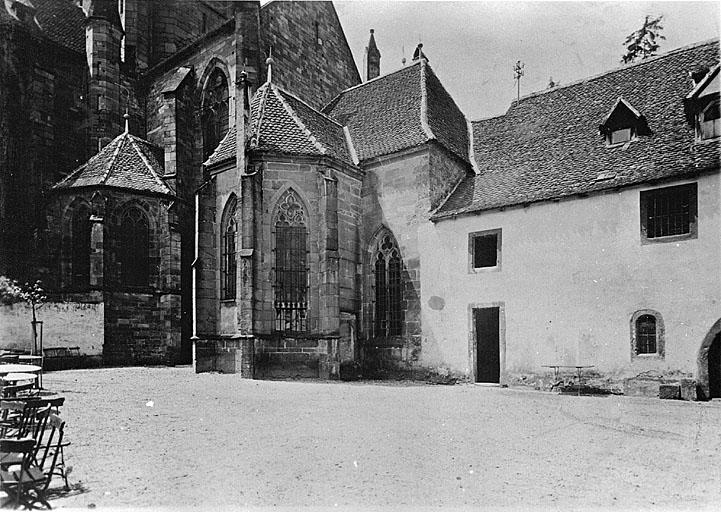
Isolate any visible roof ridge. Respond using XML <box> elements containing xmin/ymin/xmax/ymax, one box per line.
<box><xmin>275</xmin><ymin>86</ymin><xmax>346</xmax><ymax>128</ymax></box>
<box><xmin>53</xmin><ymin>162</ymin><xmax>86</xmax><ymax>188</ymax></box>
<box><xmin>129</xmin><ymin>137</ymin><xmax>170</xmax><ymax>192</ymax></box>
<box><xmin>419</xmin><ymin>59</ymin><xmax>435</xmax><ymax>141</ymax></box>
<box><xmin>270</xmin><ymin>83</ymin><xmax>327</xmax><ymax>155</ymax></box>
<box><xmin>343</xmin><ymin>126</ymin><xmax>359</xmax><ymax>166</ymax></box>
<box><xmin>251</xmin><ymin>84</ymin><xmax>271</xmax><ymax>148</ymax></box>
<box><xmin>516</xmin><ymin>38</ymin><xmax>720</xmax><ymax>104</ymax></box>
<box><xmin>326</xmin><ymin>59</ymin><xmax>423</xmax><ymax>105</ymax></box>
<box><xmin>102</xmin><ymin>135</ymin><xmax>126</xmax><ymax>185</ymax></box>
<box><xmin>466</xmin><ymin>119</ymin><xmax>479</xmax><ymax>174</ymax></box>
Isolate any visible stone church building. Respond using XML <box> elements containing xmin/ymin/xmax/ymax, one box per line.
<box><xmin>1</xmin><ymin>1</ymin><xmax>719</xmax><ymax>396</ymax></box>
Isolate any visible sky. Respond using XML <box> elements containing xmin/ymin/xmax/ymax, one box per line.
<box><xmin>333</xmin><ymin>1</ymin><xmax>721</xmax><ymax>119</ymax></box>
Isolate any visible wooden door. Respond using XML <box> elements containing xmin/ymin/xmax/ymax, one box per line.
<box><xmin>474</xmin><ymin>307</ymin><xmax>500</xmax><ymax>383</ymax></box>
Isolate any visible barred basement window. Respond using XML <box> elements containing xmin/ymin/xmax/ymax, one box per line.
<box><xmin>201</xmin><ymin>68</ymin><xmax>229</xmax><ymax>159</ymax></box>
<box><xmin>640</xmin><ymin>183</ymin><xmax>697</xmax><ymax>241</ymax></box>
<box><xmin>119</xmin><ymin>207</ymin><xmax>149</xmax><ymax>287</ymax></box>
<box><xmin>71</xmin><ymin>204</ymin><xmax>91</xmax><ymax>287</ymax></box>
<box><xmin>273</xmin><ymin>190</ymin><xmax>308</xmax><ymax>333</ymax></box>
<box><xmin>373</xmin><ymin>232</ymin><xmax>403</xmax><ymax>337</ymax></box>
<box><xmin>221</xmin><ymin>197</ymin><xmax>237</xmax><ymax>300</ymax></box>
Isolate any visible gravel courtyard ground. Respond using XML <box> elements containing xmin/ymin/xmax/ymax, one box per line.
<box><xmin>29</xmin><ymin>366</ymin><xmax>721</xmax><ymax>511</ymax></box>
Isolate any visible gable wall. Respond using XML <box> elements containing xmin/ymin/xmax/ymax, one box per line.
<box><xmin>260</xmin><ymin>1</ymin><xmax>360</xmax><ymax>110</ymax></box>
<box><xmin>422</xmin><ymin>173</ymin><xmax>721</xmax><ymax>386</ymax></box>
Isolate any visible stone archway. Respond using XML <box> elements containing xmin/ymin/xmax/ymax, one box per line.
<box><xmin>697</xmin><ymin>318</ymin><xmax>721</xmax><ymax>400</ymax></box>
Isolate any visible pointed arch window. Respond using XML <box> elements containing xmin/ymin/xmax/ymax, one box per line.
<box><xmin>119</xmin><ymin>206</ymin><xmax>149</xmax><ymax>287</ymax></box>
<box><xmin>202</xmin><ymin>68</ymin><xmax>229</xmax><ymax>159</ymax></box>
<box><xmin>221</xmin><ymin>197</ymin><xmax>237</xmax><ymax>300</ymax></box>
<box><xmin>71</xmin><ymin>204</ymin><xmax>91</xmax><ymax>287</ymax></box>
<box><xmin>273</xmin><ymin>190</ymin><xmax>308</xmax><ymax>333</ymax></box>
<box><xmin>373</xmin><ymin>232</ymin><xmax>403</xmax><ymax>337</ymax></box>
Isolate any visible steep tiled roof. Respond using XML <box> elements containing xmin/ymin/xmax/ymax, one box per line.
<box><xmin>32</xmin><ymin>0</ymin><xmax>86</xmax><ymax>54</ymax></box>
<box><xmin>204</xmin><ymin>82</ymin><xmax>355</xmax><ymax>168</ymax></box>
<box><xmin>435</xmin><ymin>39</ymin><xmax>720</xmax><ymax>219</ymax></box>
<box><xmin>54</xmin><ymin>132</ymin><xmax>173</xmax><ymax>196</ymax></box>
<box><xmin>323</xmin><ymin>59</ymin><xmax>469</xmax><ymax>163</ymax></box>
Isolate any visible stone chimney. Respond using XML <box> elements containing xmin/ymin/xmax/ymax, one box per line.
<box><xmin>365</xmin><ymin>29</ymin><xmax>381</xmax><ymax>81</ymax></box>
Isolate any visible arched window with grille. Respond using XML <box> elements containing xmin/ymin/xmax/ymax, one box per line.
<box><xmin>273</xmin><ymin>190</ymin><xmax>308</xmax><ymax>333</ymax></box>
<box><xmin>118</xmin><ymin>206</ymin><xmax>149</xmax><ymax>287</ymax></box>
<box><xmin>372</xmin><ymin>231</ymin><xmax>403</xmax><ymax>337</ymax></box>
<box><xmin>221</xmin><ymin>196</ymin><xmax>237</xmax><ymax>300</ymax></box>
<box><xmin>201</xmin><ymin>68</ymin><xmax>229</xmax><ymax>159</ymax></box>
<box><xmin>631</xmin><ymin>310</ymin><xmax>664</xmax><ymax>358</ymax></box>
<box><xmin>71</xmin><ymin>203</ymin><xmax>91</xmax><ymax>287</ymax></box>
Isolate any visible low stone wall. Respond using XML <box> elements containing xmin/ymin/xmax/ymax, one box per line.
<box><xmin>193</xmin><ymin>335</ymin><xmax>342</xmax><ymax>379</ymax></box>
<box><xmin>0</xmin><ymin>301</ymin><xmax>104</xmax><ymax>356</ymax></box>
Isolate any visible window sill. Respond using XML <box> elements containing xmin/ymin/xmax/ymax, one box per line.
<box><xmin>469</xmin><ymin>265</ymin><xmax>501</xmax><ymax>274</ymax></box>
<box><xmin>632</xmin><ymin>354</ymin><xmax>664</xmax><ymax>361</ymax></box>
<box><xmin>641</xmin><ymin>231</ymin><xmax>697</xmax><ymax>245</ymax></box>
<box><xmin>220</xmin><ymin>298</ymin><xmax>236</xmax><ymax>304</ymax></box>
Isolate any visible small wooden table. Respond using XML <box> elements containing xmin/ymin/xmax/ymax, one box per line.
<box><xmin>542</xmin><ymin>365</ymin><xmax>595</xmax><ymax>396</ymax></box>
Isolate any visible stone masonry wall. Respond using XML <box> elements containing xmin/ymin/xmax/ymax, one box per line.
<box><xmin>0</xmin><ymin>20</ymin><xmax>87</xmax><ymax>281</ymax></box>
<box><xmin>260</xmin><ymin>1</ymin><xmax>360</xmax><ymax>110</ymax></box>
<box><xmin>361</xmin><ymin>148</ymin><xmax>431</xmax><ymax>370</ymax></box>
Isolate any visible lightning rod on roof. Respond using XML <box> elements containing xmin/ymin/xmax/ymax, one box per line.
<box><xmin>513</xmin><ymin>60</ymin><xmax>525</xmax><ymax>103</ymax></box>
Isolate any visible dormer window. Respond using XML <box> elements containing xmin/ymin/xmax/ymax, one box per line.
<box><xmin>610</xmin><ymin>127</ymin><xmax>633</xmax><ymax>145</ymax></box>
<box><xmin>599</xmin><ymin>97</ymin><xmax>651</xmax><ymax>147</ymax></box>
<box><xmin>699</xmin><ymin>99</ymin><xmax>720</xmax><ymax>140</ymax></box>
<box><xmin>684</xmin><ymin>64</ymin><xmax>720</xmax><ymax>141</ymax></box>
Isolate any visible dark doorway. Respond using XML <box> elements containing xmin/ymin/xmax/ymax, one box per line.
<box><xmin>474</xmin><ymin>307</ymin><xmax>500</xmax><ymax>383</ymax></box>
<box><xmin>709</xmin><ymin>333</ymin><xmax>721</xmax><ymax>398</ymax></box>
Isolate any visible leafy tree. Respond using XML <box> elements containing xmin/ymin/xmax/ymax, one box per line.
<box><xmin>622</xmin><ymin>15</ymin><xmax>665</xmax><ymax>64</ymax></box>
<box><xmin>0</xmin><ymin>277</ymin><xmax>46</xmax><ymax>354</ymax></box>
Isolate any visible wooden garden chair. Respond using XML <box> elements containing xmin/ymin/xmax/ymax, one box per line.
<box><xmin>0</xmin><ymin>404</ymin><xmax>51</xmax><ymax>470</ymax></box>
<box><xmin>0</xmin><ymin>414</ymin><xmax>66</xmax><ymax>509</ymax></box>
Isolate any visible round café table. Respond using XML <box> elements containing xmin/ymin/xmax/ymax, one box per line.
<box><xmin>0</xmin><ymin>365</ymin><xmax>41</xmax><ymax>376</ymax></box>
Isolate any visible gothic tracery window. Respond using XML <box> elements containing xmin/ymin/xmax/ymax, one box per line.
<box><xmin>373</xmin><ymin>232</ymin><xmax>403</xmax><ymax>337</ymax></box>
<box><xmin>221</xmin><ymin>196</ymin><xmax>237</xmax><ymax>300</ymax></box>
<box><xmin>71</xmin><ymin>204</ymin><xmax>91</xmax><ymax>287</ymax></box>
<box><xmin>273</xmin><ymin>190</ymin><xmax>308</xmax><ymax>333</ymax></box>
<box><xmin>201</xmin><ymin>68</ymin><xmax>229</xmax><ymax>159</ymax></box>
<box><xmin>119</xmin><ymin>206</ymin><xmax>149</xmax><ymax>287</ymax></box>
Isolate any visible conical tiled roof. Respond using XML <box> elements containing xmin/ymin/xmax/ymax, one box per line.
<box><xmin>53</xmin><ymin>132</ymin><xmax>173</xmax><ymax>196</ymax></box>
<box><xmin>204</xmin><ymin>82</ymin><xmax>356</xmax><ymax>168</ymax></box>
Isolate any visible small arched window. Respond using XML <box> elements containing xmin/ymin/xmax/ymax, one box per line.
<box><xmin>119</xmin><ymin>206</ymin><xmax>149</xmax><ymax>287</ymax></box>
<box><xmin>202</xmin><ymin>68</ymin><xmax>229</xmax><ymax>159</ymax></box>
<box><xmin>273</xmin><ymin>190</ymin><xmax>308</xmax><ymax>333</ymax></box>
<box><xmin>221</xmin><ymin>196</ymin><xmax>237</xmax><ymax>300</ymax></box>
<box><xmin>71</xmin><ymin>204</ymin><xmax>91</xmax><ymax>287</ymax></box>
<box><xmin>635</xmin><ymin>315</ymin><xmax>657</xmax><ymax>354</ymax></box>
<box><xmin>632</xmin><ymin>310</ymin><xmax>664</xmax><ymax>358</ymax></box>
<box><xmin>373</xmin><ymin>232</ymin><xmax>403</xmax><ymax>337</ymax></box>
<box><xmin>700</xmin><ymin>99</ymin><xmax>720</xmax><ymax>140</ymax></box>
